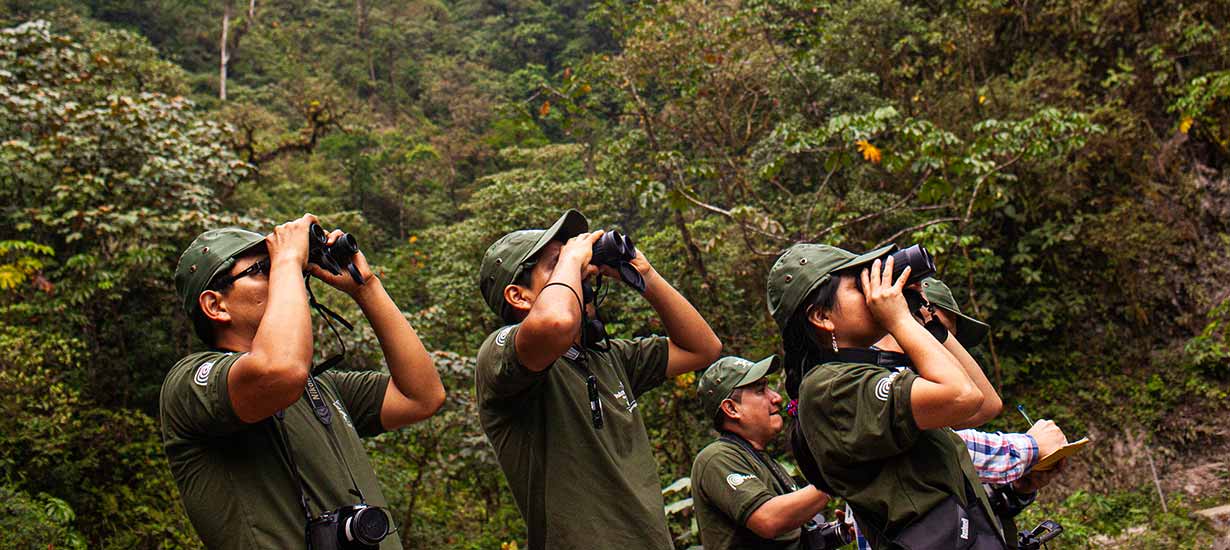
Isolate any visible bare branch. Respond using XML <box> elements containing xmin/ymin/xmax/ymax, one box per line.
<box><xmin>875</xmin><ymin>217</ymin><xmax>961</xmax><ymax>248</ymax></box>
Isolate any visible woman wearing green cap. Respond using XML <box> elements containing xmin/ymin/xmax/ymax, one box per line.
<box><xmin>766</xmin><ymin>244</ymin><xmax>1007</xmax><ymax>549</ymax></box>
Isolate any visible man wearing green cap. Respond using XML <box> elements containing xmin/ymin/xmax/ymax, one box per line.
<box><xmin>160</xmin><ymin>214</ymin><xmax>445</xmax><ymax>549</ymax></box>
<box><xmin>474</xmin><ymin>210</ymin><xmax>722</xmax><ymax>550</ymax></box>
<box><xmin>691</xmin><ymin>355</ymin><xmax>850</xmax><ymax>550</ymax></box>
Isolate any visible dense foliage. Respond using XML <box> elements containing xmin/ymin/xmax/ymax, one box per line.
<box><xmin>1</xmin><ymin>0</ymin><xmax>1228</xmax><ymax>548</ymax></box>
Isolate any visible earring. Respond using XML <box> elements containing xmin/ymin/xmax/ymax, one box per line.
<box><xmin>831</xmin><ymin>331</ymin><xmax>839</xmax><ymax>353</ymax></box>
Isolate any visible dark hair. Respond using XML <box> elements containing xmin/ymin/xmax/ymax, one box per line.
<box><xmin>782</xmin><ymin>270</ymin><xmax>855</xmax><ymax>399</ymax></box>
<box><xmin>712</xmin><ymin>387</ymin><xmax>747</xmax><ymax>431</ymax></box>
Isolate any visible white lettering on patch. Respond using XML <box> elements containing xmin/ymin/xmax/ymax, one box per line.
<box><xmin>333</xmin><ymin>399</ymin><xmax>353</xmax><ymax>428</ymax></box>
<box><xmin>726</xmin><ymin>473</ymin><xmax>757</xmax><ymax>490</ymax></box>
<box><xmin>194</xmin><ymin>361</ymin><xmax>215</xmax><ymax>386</ymax></box>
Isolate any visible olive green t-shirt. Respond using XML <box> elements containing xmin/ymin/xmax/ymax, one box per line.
<box><xmin>160</xmin><ymin>351</ymin><xmax>399</xmax><ymax>549</ymax></box>
<box><xmin>475</xmin><ymin>324</ymin><xmax>672</xmax><ymax>550</ymax></box>
<box><xmin>692</xmin><ymin>438</ymin><xmax>803</xmax><ymax>550</ymax></box>
<box><xmin>797</xmin><ymin>362</ymin><xmax>1000</xmax><ymax>549</ymax></box>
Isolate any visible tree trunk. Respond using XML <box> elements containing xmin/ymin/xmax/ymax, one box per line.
<box><xmin>220</xmin><ymin>0</ymin><xmax>232</xmax><ymax>101</ymax></box>
<box><xmin>248</xmin><ymin>0</ymin><xmax>255</xmax><ymax>19</ymax></box>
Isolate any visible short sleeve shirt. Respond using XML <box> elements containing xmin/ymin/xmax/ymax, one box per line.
<box><xmin>796</xmin><ymin>362</ymin><xmax>1000</xmax><ymax>549</ymax></box>
<box><xmin>159</xmin><ymin>351</ymin><xmax>399</xmax><ymax>549</ymax></box>
<box><xmin>475</xmin><ymin>325</ymin><xmax>672</xmax><ymax>550</ymax></box>
<box><xmin>691</xmin><ymin>439</ymin><xmax>803</xmax><ymax>550</ymax></box>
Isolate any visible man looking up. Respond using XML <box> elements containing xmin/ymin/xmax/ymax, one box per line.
<box><xmin>475</xmin><ymin>209</ymin><xmax>722</xmax><ymax>550</ymax></box>
<box><xmin>160</xmin><ymin>214</ymin><xmax>446</xmax><ymax>549</ymax></box>
<box><xmin>692</xmin><ymin>355</ymin><xmax>851</xmax><ymax>550</ymax></box>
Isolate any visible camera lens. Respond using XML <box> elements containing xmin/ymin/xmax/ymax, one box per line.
<box><xmin>346</xmin><ymin>506</ymin><xmax>389</xmax><ymax>545</ymax></box>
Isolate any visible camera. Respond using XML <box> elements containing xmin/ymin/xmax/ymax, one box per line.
<box><xmin>309</xmin><ymin>223</ymin><xmax>364</xmax><ymax>286</ymax></box>
<box><xmin>307</xmin><ymin>504</ymin><xmax>393</xmax><ymax>550</ymax></box>
<box><xmin>590</xmin><ymin>230</ymin><xmax>646</xmax><ymax>292</ymax></box>
<box><xmin>801</xmin><ymin>518</ymin><xmax>853</xmax><ymax>549</ymax></box>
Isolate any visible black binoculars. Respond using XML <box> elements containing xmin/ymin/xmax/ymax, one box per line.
<box><xmin>591</xmin><ymin>230</ymin><xmax>646</xmax><ymax>292</ymax></box>
<box><xmin>308</xmin><ymin>223</ymin><xmax>364</xmax><ymax>286</ymax></box>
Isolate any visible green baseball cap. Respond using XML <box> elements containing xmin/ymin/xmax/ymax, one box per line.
<box><xmin>921</xmin><ymin>277</ymin><xmax>989</xmax><ymax>347</ymax></box>
<box><xmin>479</xmin><ymin>210</ymin><xmax>589</xmax><ymax>318</ymax></box>
<box><xmin>174</xmin><ymin>228</ymin><xmax>266</xmax><ymax>319</ymax></box>
<box><xmin>698</xmin><ymin>355</ymin><xmax>782</xmax><ymax>420</ymax></box>
<box><xmin>766</xmin><ymin>243</ymin><xmax>897</xmax><ymax>333</ymax></box>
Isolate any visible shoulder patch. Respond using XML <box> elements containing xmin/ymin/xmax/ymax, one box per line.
<box><xmin>495</xmin><ymin>326</ymin><xmax>513</xmax><ymax>347</ymax></box>
<box><xmin>726</xmin><ymin>472</ymin><xmax>757</xmax><ymax>490</ymax></box>
<box><xmin>874</xmin><ymin>371</ymin><xmax>899</xmax><ymax>401</ymax></box>
<box><xmin>194</xmin><ymin>361</ymin><xmax>215</xmax><ymax>386</ymax></box>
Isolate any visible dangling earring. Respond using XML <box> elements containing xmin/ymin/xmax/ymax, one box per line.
<box><xmin>831</xmin><ymin>331</ymin><xmax>839</xmax><ymax>353</ymax></box>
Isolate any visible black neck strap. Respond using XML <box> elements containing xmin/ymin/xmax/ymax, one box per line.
<box><xmin>834</xmin><ymin>348</ymin><xmax>914</xmax><ymax>370</ymax></box>
<box><xmin>304</xmin><ymin>277</ymin><xmax>354</xmax><ymax>377</ymax></box>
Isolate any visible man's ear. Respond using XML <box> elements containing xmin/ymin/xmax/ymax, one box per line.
<box><xmin>198</xmin><ymin>290</ymin><xmax>231</xmax><ymax>324</ymax></box>
<box><xmin>719</xmin><ymin>399</ymin><xmax>740</xmax><ymax>422</ymax></box>
<box><xmin>807</xmin><ymin>307</ymin><xmax>835</xmax><ymax>333</ymax></box>
<box><xmin>503</xmin><ymin>284</ymin><xmax>535</xmax><ymax>318</ymax></box>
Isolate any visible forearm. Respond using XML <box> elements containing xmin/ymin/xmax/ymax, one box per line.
<box><xmin>354</xmin><ymin>279</ymin><xmax>444</xmax><ymax>426</ymax></box>
<box><xmin>517</xmin><ymin>257</ymin><xmax>587</xmax><ymax>370</ymax></box>
<box><xmin>251</xmin><ymin>258</ymin><xmax>314</xmax><ymax>371</ymax></box>
<box><xmin>944</xmin><ymin>335</ymin><xmax>1001</xmax><ymax>427</ymax></box>
<box><xmin>640</xmin><ymin>268</ymin><xmax>721</xmax><ymax>374</ymax></box>
<box><xmin>746</xmin><ymin>486</ymin><xmax>829</xmax><ymax>539</ymax></box>
<box><xmin>893</xmin><ymin>319</ymin><xmax>982</xmax><ymax>427</ymax></box>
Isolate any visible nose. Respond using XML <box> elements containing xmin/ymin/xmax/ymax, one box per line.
<box><xmin>769</xmin><ymin>387</ymin><xmax>782</xmax><ymax>405</ymax></box>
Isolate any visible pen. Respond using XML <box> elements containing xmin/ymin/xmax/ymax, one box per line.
<box><xmin>1017</xmin><ymin>403</ymin><xmax>1034</xmax><ymax>426</ymax></box>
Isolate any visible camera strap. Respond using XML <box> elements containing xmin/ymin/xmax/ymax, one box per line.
<box><xmin>304</xmin><ymin>277</ymin><xmax>354</xmax><ymax>377</ymax></box>
<box><xmin>270</xmin><ymin>411</ymin><xmax>320</xmax><ymax>523</ymax></box>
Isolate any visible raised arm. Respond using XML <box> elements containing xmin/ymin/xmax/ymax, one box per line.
<box><xmin>514</xmin><ymin>231</ymin><xmax>604</xmax><ymax>371</ymax></box>
<box><xmin>226</xmin><ymin>215</ymin><xmax>317</xmax><ymax>423</ymax></box>
<box><xmin>623</xmin><ymin>251</ymin><xmax>722</xmax><ymax>377</ymax></box>
<box><xmin>944</xmin><ymin>334</ymin><xmax>1002</xmax><ymax>428</ymax></box>
<box><xmin>863</xmin><ymin>257</ymin><xmax>982</xmax><ymax>430</ymax></box>
<box><xmin>306</xmin><ymin>233</ymin><xmax>446</xmax><ymax>430</ymax></box>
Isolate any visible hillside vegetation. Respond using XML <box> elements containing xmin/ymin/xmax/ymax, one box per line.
<box><xmin>1</xmin><ymin>0</ymin><xmax>1228</xmax><ymax>547</ymax></box>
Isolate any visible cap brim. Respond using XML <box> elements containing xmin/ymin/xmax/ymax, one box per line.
<box><xmin>734</xmin><ymin>355</ymin><xmax>782</xmax><ymax>388</ymax></box>
<box><xmin>518</xmin><ymin>209</ymin><xmax>589</xmax><ymax>268</ymax></box>
<box><xmin>834</xmin><ymin>243</ymin><xmax>897</xmax><ymax>274</ymax></box>
<box><xmin>954</xmin><ymin>313</ymin><xmax>990</xmax><ymax>347</ymax></box>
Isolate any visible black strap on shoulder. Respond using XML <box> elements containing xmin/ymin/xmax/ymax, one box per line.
<box><xmin>834</xmin><ymin>347</ymin><xmax>913</xmax><ymax>370</ymax></box>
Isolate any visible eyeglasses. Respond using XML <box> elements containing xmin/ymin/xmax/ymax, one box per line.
<box><xmin>211</xmin><ymin>257</ymin><xmax>271</xmax><ymax>290</ymax></box>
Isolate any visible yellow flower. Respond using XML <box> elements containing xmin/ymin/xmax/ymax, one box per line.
<box><xmin>502</xmin><ymin>542</ymin><xmax>520</xmax><ymax>550</ymax></box>
<box><xmin>1180</xmin><ymin>116</ymin><xmax>1194</xmax><ymax>134</ymax></box>
<box><xmin>408</xmin><ymin>235</ymin><xmax>418</xmax><ymax>244</ymax></box>
<box><xmin>978</xmin><ymin>95</ymin><xmax>987</xmax><ymax>105</ymax></box>
<box><xmin>675</xmin><ymin>371</ymin><xmax>696</xmax><ymax>390</ymax></box>
<box><xmin>856</xmin><ymin>140</ymin><xmax>882</xmax><ymax>164</ymax></box>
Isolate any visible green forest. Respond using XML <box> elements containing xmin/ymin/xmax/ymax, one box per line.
<box><xmin>1</xmin><ymin>0</ymin><xmax>1228</xmax><ymax>547</ymax></box>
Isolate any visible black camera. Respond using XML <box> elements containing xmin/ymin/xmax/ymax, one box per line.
<box><xmin>309</xmin><ymin>223</ymin><xmax>364</xmax><ymax>286</ymax></box>
<box><xmin>590</xmin><ymin>230</ymin><xmax>646</xmax><ymax>292</ymax></box>
<box><xmin>307</xmin><ymin>504</ymin><xmax>393</xmax><ymax>550</ymax></box>
<box><xmin>801</xmin><ymin>518</ymin><xmax>853</xmax><ymax>549</ymax></box>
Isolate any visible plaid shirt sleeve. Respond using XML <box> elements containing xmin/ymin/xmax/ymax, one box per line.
<box><xmin>956</xmin><ymin>429</ymin><xmax>1039</xmax><ymax>485</ymax></box>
